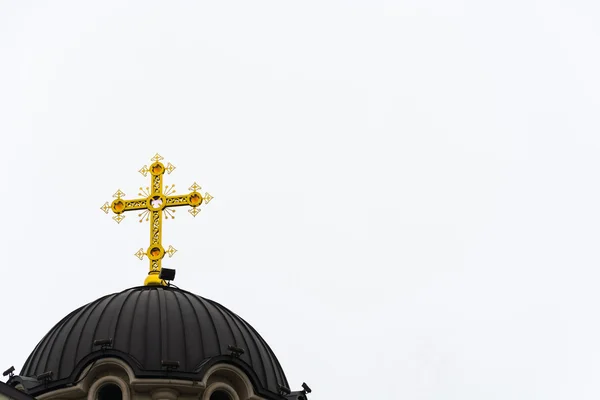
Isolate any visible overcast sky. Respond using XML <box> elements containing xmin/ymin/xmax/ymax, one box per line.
<box><xmin>2</xmin><ymin>1</ymin><xmax>600</xmax><ymax>399</ymax></box>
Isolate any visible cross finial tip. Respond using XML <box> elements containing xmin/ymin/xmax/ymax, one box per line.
<box><xmin>165</xmin><ymin>162</ymin><xmax>176</xmax><ymax>174</ymax></box>
<box><xmin>100</xmin><ymin>202</ymin><xmax>110</xmax><ymax>214</ymax></box>
<box><xmin>151</xmin><ymin>153</ymin><xmax>164</xmax><ymax>162</ymax></box>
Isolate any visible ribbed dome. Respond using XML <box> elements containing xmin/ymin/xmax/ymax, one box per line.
<box><xmin>20</xmin><ymin>286</ymin><xmax>288</xmax><ymax>398</ymax></box>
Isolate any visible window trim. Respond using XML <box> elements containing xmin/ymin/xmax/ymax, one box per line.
<box><xmin>87</xmin><ymin>376</ymin><xmax>129</xmax><ymax>400</ymax></box>
<box><xmin>203</xmin><ymin>382</ymin><xmax>239</xmax><ymax>400</ymax></box>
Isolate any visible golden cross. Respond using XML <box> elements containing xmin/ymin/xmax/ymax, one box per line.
<box><xmin>101</xmin><ymin>153</ymin><xmax>213</xmax><ymax>286</ymax></box>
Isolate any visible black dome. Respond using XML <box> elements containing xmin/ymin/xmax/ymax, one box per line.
<box><xmin>20</xmin><ymin>286</ymin><xmax>288</xmax><ymax>398</ymax></box>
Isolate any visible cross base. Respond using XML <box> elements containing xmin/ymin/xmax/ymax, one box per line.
<box><xmin>145</xmin><ymin>271</ymin><xmax>165</xmax><ymax>286</ymax></box>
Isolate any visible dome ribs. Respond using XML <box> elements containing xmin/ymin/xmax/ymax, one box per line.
<box><xmin>235</xmin><ymin>315</ymin><xmax>274</xmax><ymax>391</ymax></box>
<box><xmin>194</xmin><ymin>296</ymin><xmax>222</xmax><ymax>357</ymax></box>
<box><xmin>73</xmin><ymin>296</ymin><xmax>113</xmax><ymax>370</ymax></box>
<box><xmin>156</xmin><ymin>287</ymin><xmax>170</xmax><ymax>368</ymax></box>
<box><xmin>261</xmin><ymin>332</ymin><xmax>289</xmax><ymax>388</ymax></box>
<box><xmin>38</xmin><ymin>319</ymin><xmax>68</xmax><ymax>376</ymax></box>
<box><xmin>21</xmin><ymin>308</ymin><xmax>78</xmax><ymax>376</ymax></box>
<box><xmin>241</xmin><ymin>314</ymin><xmax>288</xmax><ymax>388</ymax></box>
<box><xmin>222</xmin><ymin>307</ymin><xmax>254</xmax><ymax>371</ymax></box>
<box><xmin>122</xmin><ymin>289</ymin><xmax>143</xmax><ymax>353</ymax></box>
<box><xmin>208</xmin><ymin>300</ymin><xmax>267</xmax><ymax>388</ymax></box>
<box><xmin>169</xmin><ymin>291</ymin><xmax>189</xmax><ymax>370</ymax></box>
<box><xmin>129</xmin><ymin>289</ymin><xmax>151</xmax><ymax>365</ymax></box>
<box><xmin>144</xmin><ymin>289</ymin><xmax>161</xmax><ymax>368</ymax></box>
<box><xmin>111</xmin><ymin>288</ymin><xmax>138</xmax><ymax>349</ymax></box>
<box><xmin>40</xmin><ymin>310</ymin><xmax>83</xmax><ymax>376</ymax></box>
<box><xmin>20</xmin><ymin>286</ymin><xmax>289</xmax><ymax>397</ymax></box>
<box><xmin>53</xmin><ymin>296</ymin><xmax>107</xmax><ymax>378</ymax></box>
<box><xmin>181</xmin><ymin>292</ymin><xmax>207</xmax><ymax>362</ymax></box>
<box><xmin>269</xmin><ymin>344</ymin><xmax>289</xmax><ymax>388</ymax></box>
<box><xmin>89</xmin><ymin>290</ymin><xmax>125</xmax><ymax>354</ymax></box>
<box><xmin>20</xmin><ymin>339</ymin><xmax>43</xmax><ymax>376</ymax></box>
<box><xmin>206</xmin><ymin>298</ymin><xmax>238</xmax><ymax>353</ymax></box>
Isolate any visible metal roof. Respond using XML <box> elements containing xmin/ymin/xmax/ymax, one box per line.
<box><xmin>19</xmin><ymin>286</ymin><xmax>289</xmax><ymax>399</ymax></box>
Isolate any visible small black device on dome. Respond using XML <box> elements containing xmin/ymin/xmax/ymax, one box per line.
<box><xmin>161</xmin><ymin>360</ymin><xmax>180</xmax><ymax>370</ymax></box>
<box><xmin>36</xmin><ymin>371</ymin><xmax>52</xmax><ymax>383</ymax></box>
<box><xmin>2</xmin><ymin>366</ymin><xmax>15</xmax><ymax>378</ymax></box>
<box><xmin>302</xmin><ymin>382</ymin><xmax>312</xmax><ymax>394</ymax></box>
<box><xmin>93</xmin><ymin>338</ymin><xmax>112</xmax><ymax>350</ymax></box>
<box><xmin>227</xmin><ymin>345</ymin><xmax>245</xmax><ymax>358</ymax></box>
<box><xmin>159</xmin><ymin>267</ymin><xmax>176</xmax><ymax>285</ymax></box>
<box><xmin>278</xmin><ymin>385</ymin><xmax>291</xmax><ymax>395</ymax></box>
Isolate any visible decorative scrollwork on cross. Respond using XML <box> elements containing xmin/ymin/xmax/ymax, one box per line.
<box><xmin>101</xmin><ymin>153</ymin><xmax>213</xmax><ymax>286</ymax></box>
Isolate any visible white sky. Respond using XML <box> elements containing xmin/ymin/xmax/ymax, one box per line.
<box><xmin>1</xmin><ymin>1</ymin><xmax>600</xmax><ymax>399</ymax></box>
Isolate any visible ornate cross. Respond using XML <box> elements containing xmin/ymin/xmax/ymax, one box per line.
<box><xmin>101</xmin><ymin>153</ymin><xmax>213</xmax><ymax>286</ymax></box>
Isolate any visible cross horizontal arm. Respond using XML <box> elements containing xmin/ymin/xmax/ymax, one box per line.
<box><xmin>112</xmin><ymin>198</ymin><xmax>148</xmax><ymax>214</ymax></box>
<box><xmin>165</xmin><ymin>192</ymin><xmax>203</xmax><ymax>208</ymax></box>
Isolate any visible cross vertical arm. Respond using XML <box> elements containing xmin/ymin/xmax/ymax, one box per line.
<box><xmin>152</xmin><ymin>173</ymin><xmax>163</xmax><ymax>195</ymax></box>
<box><xmin>144</xmin><ymin>209</ymin><xmax>164</xmax><ymax>286</ymax></box>
<box><xmin>102</xmin><ymin>153</ymin><xmax>212</xmax><ymax>286</ymax></box>
<box><xmin>142</xmin><ymin>159</ymin><xmax>167</xmax><ymax>286</ymax></box>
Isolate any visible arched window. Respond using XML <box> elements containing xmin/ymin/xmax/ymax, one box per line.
<box><xmin>97</xmin><ymin>383</ymin><xmax>123</xmax><ymax>400</ymax></box>
<box><xmin>210</xmin><ymin>390</ymin><xmax>232</xmax><ymax>400</ymax></box>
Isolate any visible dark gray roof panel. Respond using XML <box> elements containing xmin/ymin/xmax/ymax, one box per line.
<box><xmin>20</xmin><ymin>286</ymin><xmax>288</xmax><ymax>398</ymax></box>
